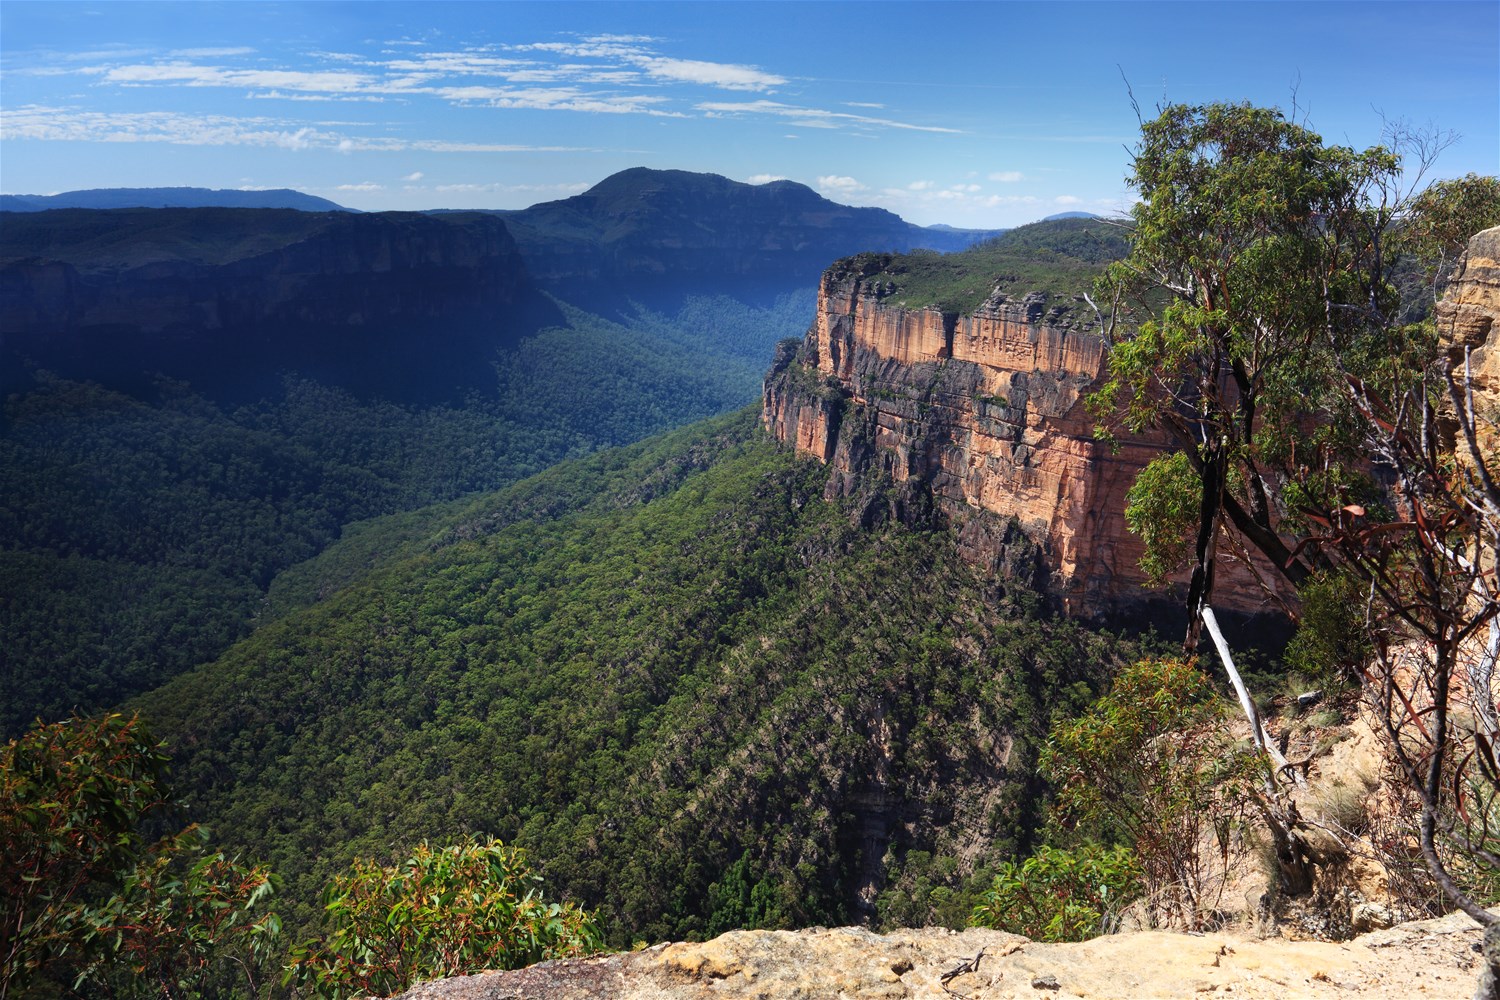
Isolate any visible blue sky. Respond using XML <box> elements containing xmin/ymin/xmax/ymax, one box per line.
<box><xmin>2</xmin><ymin>1</ymin><xmax>1495</xmax><ymax>228</ymax></box>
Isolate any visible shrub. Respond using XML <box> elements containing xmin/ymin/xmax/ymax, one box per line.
<box><xmin>1042</xmin><ymin>658</ymin><xmax>1259</xmax><ymax>929</ymax></box>
<box><xmin>288</xmin><ymin>837</ymin><xmax>601</xmax><ymax>999</ymax></box>
<box><xmin>0</xmin><ymin>713</ymin><xmax>279</xmax><ymax>998</ymax></box>
<box><xmin>970</xmin><ymin>844</ymin><xmax>1141</xmax><ymax>941</ymax></box>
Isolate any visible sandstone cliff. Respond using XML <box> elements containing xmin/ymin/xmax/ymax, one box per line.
<box><xmin>1438</xmin><ymin>225</ymin><xmax>1500</xmax><ymax>459</ymax></box>
<box><xmin>763</xmin><ymin>256</ymin><xmax>1180</xmax><ymax>616</ymax></box>
<box><xmin>0</xmin><ymin>208</ymin><xmax>560</xmax><ymax>400</ymax></box>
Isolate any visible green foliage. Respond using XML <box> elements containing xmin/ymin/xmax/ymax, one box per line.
<box><xmin>71</xmin><ymin>833</ymin><xmax>281</xmax><ymax>999</ymax></box>
<box><xmin>0</xmin><ymin>713</ymin><xmax>279</xmax><ymax>998</ymax></box>
<box><xmin>288</xmin><ymin>837</ymin><xmax>600</xmax><ymax>999</ymax></box>
<box><xmin>838</xmin><ymin>218</ymin><xmax>1127</xmax><ymax>315</ymax></box>
<box><xmin>1093</xmin><ymin>101</ymin><xmax>1405</xmax><ymax>608</ymax></box>
<box><xmin>970</xmin><ymin>844</ymin><xmax>1141</xmax><ymax>941</ymax></box>
<box><xmin>1396</xmin><ymin>173</ymin><xmax>1500</xmax><ymax>305</ymax></box>
<box><xmin>1124</xmin><ymin>451</ymin><xmax>1200</xmax><ymax>586</ymax></box>
<box><xmin>705</xmin><ymin>854</ymin><xmax>792</xmax><ymax>937</ymax></box>
<box><xmin>1043</xmin><ymin>658</ymin><xmax>1259</xmax><ymax>928</ymax></box>
<box><xmin>1283</xmin><ymin>570</ymin><xmax>1374</xmax><ymax>695</ymax></box>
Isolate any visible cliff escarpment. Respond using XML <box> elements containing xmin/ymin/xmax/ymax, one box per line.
<box><xmin>764</xmin><ymin>256</ymin><xmax>1164</xmax><ymax>614</ymax></box>
<box><xmin>0</xmin><ymin>208</ymin><xmax>560</xmax><ymax>400</ymax></box>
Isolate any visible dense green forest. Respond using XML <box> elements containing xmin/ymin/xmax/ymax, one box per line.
<box><xmin>0</xmin><ymin>292</ymin><xmax>810</xmax><ymax>737</ymax></box>
<box><xmin>131</xmin><ymin>408</ymin><xmax>1152</xmax><ymax>945</ymax></box>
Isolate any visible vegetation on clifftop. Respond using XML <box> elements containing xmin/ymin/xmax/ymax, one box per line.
<box><xmin>832</xmin><ymin>217</ymin><xmax>1130</xmax><ymax>316</ymax></box>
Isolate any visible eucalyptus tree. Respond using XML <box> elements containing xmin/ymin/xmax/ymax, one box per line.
<box><xmin>1091</xmin><ymin>101</ymin><xmax>1406</xmax><ymax>636</ymax></box>
<box><xmin>1095</xmin><ymin>100</ymin><xmax>1500</xmax><ymax>929</ymax></box>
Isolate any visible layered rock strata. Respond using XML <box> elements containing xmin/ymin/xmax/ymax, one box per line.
<box><xmin>763</xmin><ymin>260</ymin><xmax>1274</xmax><ymax>616</ymax></box>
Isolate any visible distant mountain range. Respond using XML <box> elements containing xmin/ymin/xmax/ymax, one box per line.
<box><xmin>0</xmin><ymin>187</ymin><xmax>351</xmax><ymax>213</ymax></box>
<box><xmin>490</xmin><ymin>167</ymin><xmax>1005</xmax><ymax>308</ymax></box>
<box><xmin>0</xmin><ymin>168</ymin><xmax>1008</xmax><ymax>396</ymax></box>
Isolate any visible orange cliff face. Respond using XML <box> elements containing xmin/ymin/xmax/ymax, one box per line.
<box><xmin>763</xmin><ymin>265</ymin><xmax>1278</xmax><ymax>617</ymax></box>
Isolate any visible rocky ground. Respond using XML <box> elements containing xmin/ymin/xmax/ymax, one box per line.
<box><xmin>394</xmin><ymin>910</ymin><xmax>1484</xmax><ymax>1000</ymax></box>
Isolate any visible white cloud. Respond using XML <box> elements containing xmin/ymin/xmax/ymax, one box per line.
<box><xmin>105</xmin><ymin>62</ymin><xmax>372</xmax><ymax>93</ymax></box>
<box><xmin>845</xmin><ymin>101</ymin><xmax>885</xmax><ymax>109</ymax></box>
<box><xmin>818</xmin><ymin>175</ymin><xmax>866</xmax><ymax>195</ymax></box>
<box><xmin>698</xmin><ymin>99</ymin><xmax>961</xmax><ymax>135</ymax></box>
<box><xmin>0</xmin><ymin>106</ymin><xmax>601</xmax><ymax>154</ymax></box>
<box><xmin>434</xmin><ymin>84</ymin><xmax>675</xmax><ymax>115</ymax></box>
<box><xmin>634</xmin><ymin>56</ymin><xmax>784</xmax><ymax>91</ymax></box>
<box><xmin>384</xmin><ymin>52</ymin><xmax>532</xmax><ymax>76</ymax></box>
<box><xmin>1054</xmin><ymin>194</ymin><xmax>1083</xmax><ymax>205</ymax></box>
<box><xmin>336</xmin><ymin>181</ymin><xmax>384</xmax><ymax>192</ymax></box>
<box><xmin>950</xmin><ymin>183</ymin><xmax>981</xmax><ymax>193</ymax></box>
<box><xmin>168</xmin><ymin>47</ymin><xmax>255</xmax><ymax>58</ymax></box>
<box><xmin>747</xmin><ymin>174</ymin><xmax>786</xmax><ymax>184</ymax></box>
<box><xmin>403</xmin><ymin>171</ymin><xmax>424</xmax><ymax>181</ymax></box>
<box><xmin>988</xmin><ymin>171</ymin><xmax>1024</xmax><ymax>183</ymax></box>
<box><xmin>907</xmin><ymin>180</ymin><xmax>933</xmax><ymax>191</ymax></box>
<box><xmin>585</xmin><ymin>33</ymin><xmax>659</xmax><ymax>44</ymax></box>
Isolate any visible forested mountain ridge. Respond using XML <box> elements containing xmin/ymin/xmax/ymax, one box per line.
<box><xmin>3</xmin><ymin>196</ymin><xmax>1150</xmax><ymax>962</ymax></box>
<box><xmin>0</xmin><ymin>207</ymin><xmax>559</xmax><ymax>401</ymax></box>
<box><xmin>495</xmin><ymin>168</ymin><xmax>1003</xmax><ymax>310</ymax></box>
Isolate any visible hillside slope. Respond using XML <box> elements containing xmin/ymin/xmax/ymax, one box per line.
<box><xmin>132</xmin><ymin>409</ymin><xmax>1149</xmax><ymax>944</ymax></box>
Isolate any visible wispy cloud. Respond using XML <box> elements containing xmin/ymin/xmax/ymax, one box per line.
<box><xmin>699</xmin><ymin>99</ymin><xmax>961</xmax><ymax>135</ymax></box>
<box><xmin>988</xmin><ymin>170</ymin><xmax>1025</xmax><ymax>182</ymax></box>
<box><xmin>432</xmin><ymin>181</ymin><xmax>590</xmax><ymax>195</ymax></box>
<box><xmin>746</xmin><ymin>173</ymin><xmax>786</xmax><ymax>184</ymax></box>
<box><xmin>336</xmin><ymin>181</ymin><xmax>384</xmax><ymax>192</ymax></box>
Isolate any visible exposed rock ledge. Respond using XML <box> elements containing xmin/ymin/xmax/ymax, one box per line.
<box><xmin>394</xmin><ymin>913</ymin><xmax>1484</xmax><ymax>999</ymax></box>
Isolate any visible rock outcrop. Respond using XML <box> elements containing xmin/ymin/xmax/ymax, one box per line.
<box><xmin>764</xmin><ymin>259</ymin><xmax>1184</xmax><ymax>616</ymax></box>
<box><xmin>0</xmin><ymin>208</ymin><xmax>560</xmax><ymax>401</ymax></box>
<box><xmin>393</xmin><ymin>913</ymin><xmax>1486</xmax><ymax>999</ymax></box>
<box><xmin>1437</xmin><ymin>226</ymin><xmax>1500</xmax><ymax>459</ymax></box>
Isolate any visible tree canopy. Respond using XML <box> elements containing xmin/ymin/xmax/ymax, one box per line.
<box><xmin>1095</xmin><ymin>101</ymin><xmax>1427</xmax><ymax>635</ymax></box>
